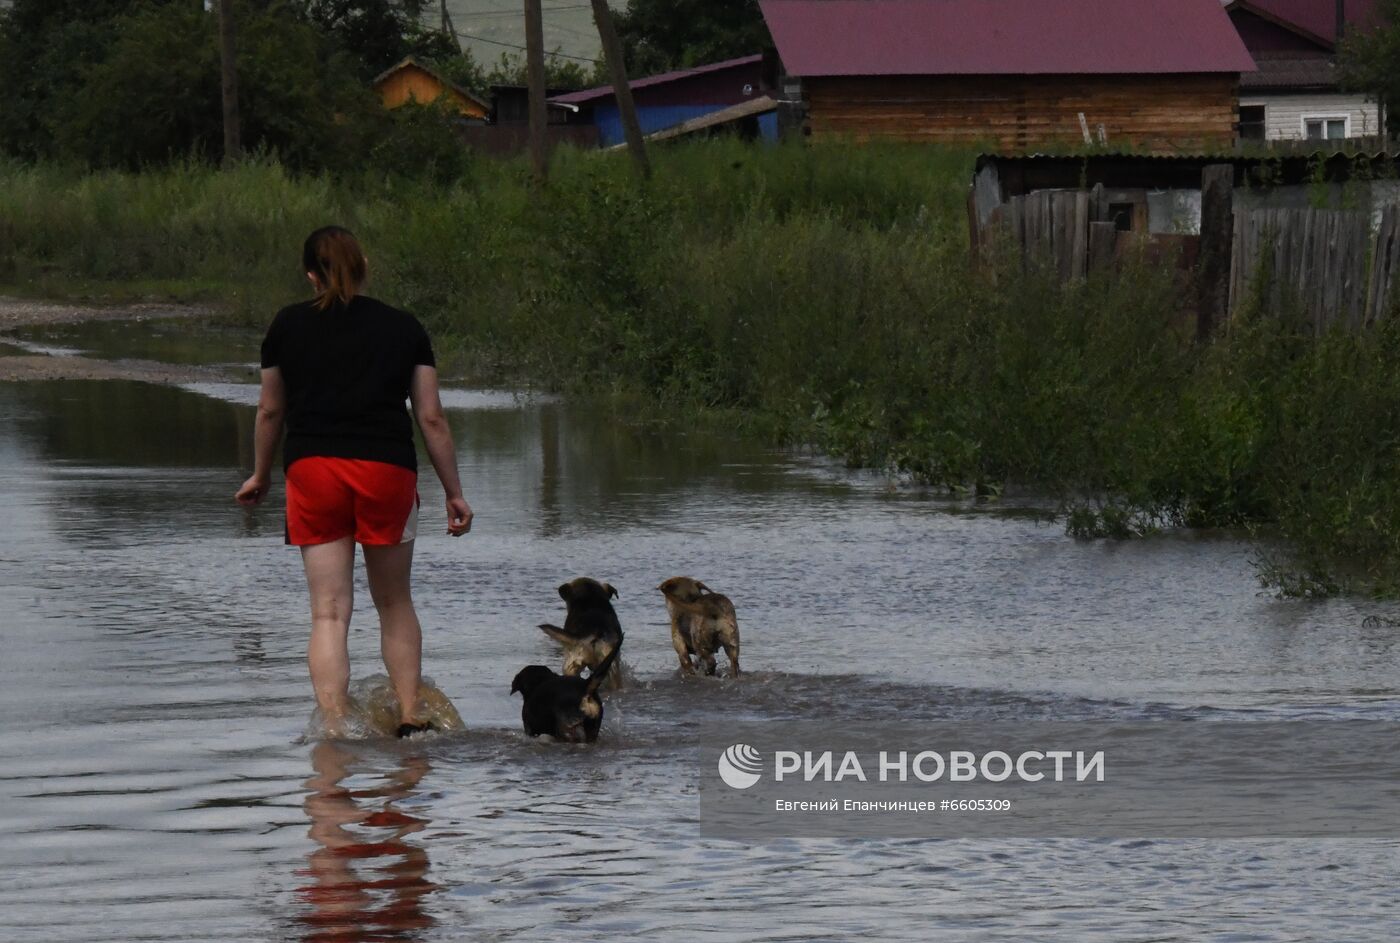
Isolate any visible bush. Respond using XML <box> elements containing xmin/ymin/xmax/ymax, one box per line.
<box><xmin>5</xmin><ymin>141</ymin><xmax>1400</xmax><ymax>596</ymax></box>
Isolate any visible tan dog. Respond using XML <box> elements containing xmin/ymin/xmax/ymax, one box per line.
<box><xmin>539</xmin><ymin>577</ymin><xmax>624</xmax><ymax>690</ymax></box>
<box><xmin>657</xmin><ymin>577</ymin><xmax>741</xmax><ymax>677</ymax></box>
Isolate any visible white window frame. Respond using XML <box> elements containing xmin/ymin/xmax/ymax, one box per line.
<box><xmin>1300</xmin><ymin>113</ymin><xmax>1351</xmax><ymax>141</ymax></box>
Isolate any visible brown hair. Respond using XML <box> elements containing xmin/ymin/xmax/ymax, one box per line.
<box><xmin>302</xmin><ymin>226</ymin><xmax>367</xmax><ymax>310</ymax></box>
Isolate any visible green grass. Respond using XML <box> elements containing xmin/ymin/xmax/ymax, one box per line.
<box><xmin>3</xmin><ymin>141</ymin><xmax>1400</xmax><ymax>596</ymax></box>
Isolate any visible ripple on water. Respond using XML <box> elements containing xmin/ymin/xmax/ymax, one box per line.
<box><xmin>0</xmin><ymin>377</ymin><xmax>1399</xmax><ymax>941</ymax></box>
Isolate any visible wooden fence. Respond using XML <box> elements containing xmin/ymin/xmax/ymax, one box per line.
<box><xmin>1228</xmin><ymin>208</ymin><xmax>1368</xmax><ymax>329</ymax></box>
<box><xmin>981</xmin><ymin>188</ymin><xmax>1400</xmax><ymax>332</ymax></box>
<box><xmin>985</xmin><ymin>187</ymin><xmax>1122</xmax><ymax>280</ymax></box>
<box><xmin>1367</xmin><ymin>207</ymin><xmax>1400</xmax><ymax>326</ymax></box>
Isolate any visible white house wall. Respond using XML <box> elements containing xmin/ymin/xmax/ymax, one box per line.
<box><xmin>1241</xmin><ymin>93</ymin><xmax>1382</xmax><ymax>140</ymax></box>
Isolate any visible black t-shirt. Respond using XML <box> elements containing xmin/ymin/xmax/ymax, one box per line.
<box><xmin>260</xmin><ymin>295</ymin><xmax>436</xmax><ymax>472</ymax></box>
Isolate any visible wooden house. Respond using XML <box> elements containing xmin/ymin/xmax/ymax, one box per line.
<box><xmin>1228</xmin><ymin>0</ymin><xmax>1383</xmax><ymax>141</ymax></box>
<box><xmin>549</xmin><ymin>55</ymin><xmax>777</xmax><ymax>148</ymax></box>
<box><xmin>373</xmin><ymin>58</ymin><xmax>489</xmax><ymax>120</ymax></box>
<box><xmin>759</xmin><ymin>0</ymin><xmax>1257</xmax><ymax>152</ymax></box>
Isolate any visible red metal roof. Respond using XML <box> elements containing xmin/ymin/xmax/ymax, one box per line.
<box><xmin>1242</xmin><ymin>0</ymin><xmax>1380</xmax><ymax>45</ymax></box>
<box><xmin>760</xmin><ymin>0</ymin><xmax>1258</xmax><ymax>77</ymax></box>
<box><xmin>551</xmin><ymin>54</ymin><xmax>764</xmax><ymax>106</ymax></box>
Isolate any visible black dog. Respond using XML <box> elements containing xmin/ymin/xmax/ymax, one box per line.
<box><xmin>538</xmin><ymin>577</ymin><xmax>624</xmax><ymax>690</ymax></box>
<box><xmin>510</xmin><ymin>631</ymin><xmax>623</xmax><ymax>743</ymax></box>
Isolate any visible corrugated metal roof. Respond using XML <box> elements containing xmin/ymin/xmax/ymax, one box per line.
<box><xmin>760</xmin><ymin>0</ymin><xmax>1258</xmax><ymax>77</ymax></box>
<box><xmin>550</xmin><ymin>55</ymin><xmax>764</xmax><ymax>106</ymax></box>
<box><xmin>1240</xmin><ymin>55</ymin><xmax>1338</xmax><ymax>88</ymax></box>
<box><xmin>977</xmin><ymin>150</ymin><xmax>1400</xmax><ymax>195</ymax></box>
<box><xmin>1242</xmin><ymin>0</ymin><xmax>1380</xmax><ymax>45</ymax></box>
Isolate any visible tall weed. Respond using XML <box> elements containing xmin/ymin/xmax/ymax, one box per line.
<box><xmin>3</xmin><ymin>144</ymin><xmax>1400</xmax><ymax>595</ymax></box>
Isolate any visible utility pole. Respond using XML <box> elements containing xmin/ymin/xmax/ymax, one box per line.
<box><xmin>217</xmin><ymin>0</ymin><xmax>242</xmax><ymax>166</ymax></box>
<box><xmin>440</xmin><ymin>0</ymin><xmax>458</xmax><ymax>48</ymax></box>
<box><xmin>524</xmin><ymin>0</ymin><xmax>549</xmax><ymax>182</ymax></box>
<box><xmin>589</xmin><ymin>0</ymin><xmax>650</xmax><ymax>177</ymax></box>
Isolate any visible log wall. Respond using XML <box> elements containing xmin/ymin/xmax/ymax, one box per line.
<box><xmin>805</xmin><ymin>74</ymin><xmax>1239</xmax><ymax>152</ymax></box>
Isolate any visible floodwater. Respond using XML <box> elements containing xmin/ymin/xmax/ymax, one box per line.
<box><xmin>1</xmin><ymin>319</ymin><xmax>1398</xmax><ymax>942</ymax></box>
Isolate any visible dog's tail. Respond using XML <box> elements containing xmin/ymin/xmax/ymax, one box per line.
<box><xmin>585</xmin><ymin>630</ymin><xmax>624</xmax><ymax>697</ymax></box>
<box><xmin>539</xmin><ymin>623</ymin><xmax>586</xmax><ymax>647</ymax></box>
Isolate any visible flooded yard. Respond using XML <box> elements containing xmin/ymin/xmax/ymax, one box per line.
<box><xmin>1</xmin><ymin>315</ymin><xmax>1397</xmax><ymax>941</ymax></box>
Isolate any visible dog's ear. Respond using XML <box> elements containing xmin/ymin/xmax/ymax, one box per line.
<box><xmin>696</xmin><ymin>581</ymin><xmax>711</xmax><ymax>594</ymax></box>
<box><xmin>558</xmin><ymin>582</ymin><xmax>572</xmax><ymax>602</ymax></box>
<box><xmin>605</xmin><ymin>583</ymin><xmax>618</xmax><ymax>600</ymax></box>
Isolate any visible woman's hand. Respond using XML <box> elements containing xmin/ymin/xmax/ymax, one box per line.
<box><xmin>447</xmin><ymin>496</ymin><xmax>473</xmax><ymax>536</ymax></box>
<box><xmin>236</xmin><ymin>474</ymin><xmax>271</xmax><ymax>507</ymax></box>
<box><xmin>238</xmin><ymin>368</ymin><xmax>285</xmax><ymax>509</ymax></box>
<box><xmin>411</xmin><ymin>365</ymin><xmax>472</xmax><ymax>538</ymax></box>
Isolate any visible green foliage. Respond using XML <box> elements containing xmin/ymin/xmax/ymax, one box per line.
<box><xmin>613</xmin><ymin>0</ymin><xmax>771</xmax><ymax>74</ymax></box>
<box><xmin>1338</xmin><ymin>0</ymin><xmax>1400</xmax><ymax>120</ymax></box>
<box><xmin>365</xmin><ymin>101</ymin><xmax>474</xmax><ymax>183</ymax></box>
<box><xmin>0</xmin><ymin>0</ymin><xmax>182</xmax><ymax>158</ymax></box>
<box><xmin>429</xmin><ymin>49</ymin><xmax>491</xmax><ymax>95</ymax></box>
<box><xmin>296</xmin><ymin>0</ymin><xmax>457</xmax><ymax>78</ymax></box>
<box><xmin>44</xmin><ymin>3</ymin><xmax>227</xmax><ymax>168</ymax></box>
<box><xmin>0</xmin><ymin>0</ymin><xmax>459</xmax><ymax>168</ymax></box>
<box><xmin>6</xmin><ymin>141</ymin><xmax>1400</xmax><ymax>597</ymax></box>
<box><xmin>476</xmin><ymin>50</ymin><xmax>596</xmax><ymax>92</ymax></box>
<box><xmin>44</xmin><ymin>2</ymin><xmax>380</xmax><ymax>171</ymax></box>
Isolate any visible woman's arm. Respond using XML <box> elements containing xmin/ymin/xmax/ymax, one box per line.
<box><xmin>235</xmin><ymin>367</ymin><xmax>286</xmax><ymax>506</ymax></box>
<box><xmin>409</xmin><ymin>364</ymin><xmax>473</xmax><ymax>536</ymax></box>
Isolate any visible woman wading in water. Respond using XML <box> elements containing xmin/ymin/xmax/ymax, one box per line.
<box><xmin>235</xmin><ymin>227</ymin><xmax>472</xmax><ymax>737</ymax></box>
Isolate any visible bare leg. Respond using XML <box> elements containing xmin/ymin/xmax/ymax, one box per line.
<box><xmin>363</xmin><ymin>541</ymin><xmax>422</xmax><ymax>725</ymax></box>
<box><xmin>301</xmin><ymin>537</ymin><xmax>356</xmax><ymax>723</ymax></box>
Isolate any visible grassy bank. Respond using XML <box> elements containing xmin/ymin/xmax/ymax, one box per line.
<box><xmin>2</xmin><ymin>143</ymin><xmax>1399</xmax><ymax>595</ymax></box>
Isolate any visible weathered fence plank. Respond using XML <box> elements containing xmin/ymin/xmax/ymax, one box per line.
<box><xmin>982</xmin><ymin>182</ymin><xmax>1400</xmax><ymax>331</ymax></box>
<box><xmin>1197</xmin><ymin>164</ymin><xmax>1233</xmax><ymax>339</ymax></box>
<box><xmin>1228</xmin><ymin>205</ymin><xmax>1370</xmax><ymax>331</ymax></box>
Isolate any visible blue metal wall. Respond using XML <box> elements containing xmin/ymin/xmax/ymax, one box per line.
<box><xmin>594</xmin><ymin>104</ymin><xmax>779</xmax><ymax>146</ymax></box>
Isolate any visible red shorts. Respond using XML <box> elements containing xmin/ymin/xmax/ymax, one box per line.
<box><xmin>285</xmin><ymin>457</ymin><xmax>419</xmax><ymax>547</ymax></box>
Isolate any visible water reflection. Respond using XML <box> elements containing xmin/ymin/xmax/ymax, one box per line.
<box><xmin>4</xmin><ymin>380</ymin><xmax>251</xmax><ymax>468</ymax></box>
<box><xmin>298</xmin><ymin>743</ymin><xmax>437</xmax><ymax>943</ymax></box>
<box><xmin>4</xmin><ymin>318</ymin><xmax>261</xmax><ymax>367</ymax></box>
<box><xmin>0</xmin><ymin>378</ymin><xmax>824</xmax><ymax>545</ymax></box>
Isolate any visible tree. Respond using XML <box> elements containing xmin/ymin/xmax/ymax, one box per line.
<box><xmin>611</xmin><ymin>0</ymin><xmax>770</xmax><ymax>76</ymax></box>
<box><xmin>481</xmin><ymin>50</ymin><xmax>593</xmax><ymax>92</ymax></box>
<box><xmin>296</xmin><ymin>0</ymin><xmax>457</xmax><ymax>79</ymax></box>
<box><xmin>1339</xmin><ymin>0</ymin><xmax>1400</xmax><ymax>135</ymax></box>
<box><xmin>0</xmin><ymin>0</ymin><xmax>475</xmax><ymax>173</ymax></box>
<box><xmin>429</xmin><ymin>48</ymin><xmax>489</xmax><ymax>95</ymax></box>
<box><xmin>0</xmin><ymin>0</ymin><xmax>183</xmax><ymax>158</ymax></box>
<box><xmin>49</xmin><ymin>2</ymin><xmax>378</xmax><ymax>171</ymax></box>
<box><xmin>426</xmin><ymin>48</ymin><xmax>593</xmax><ymax>98</ymax></box>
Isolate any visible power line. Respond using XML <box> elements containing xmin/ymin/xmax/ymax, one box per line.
<box><xmin>453</xmin><ymin>29</ymin><xmax>602</xmax><ymax>63</ymax></box>
<box><xmin>457</xmin><ymin>3</ymin><xmax>593</xmax><ymax>16</ymax></box>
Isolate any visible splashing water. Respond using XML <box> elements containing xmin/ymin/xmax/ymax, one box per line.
<box><xmin>303</xmin><ymin>675</ymin><xmax>466</xmax><ymax>740</ymax></box>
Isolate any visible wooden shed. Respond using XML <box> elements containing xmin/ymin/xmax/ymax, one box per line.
<box><xmin>373</xmin><ymin>57</ymin><xmax>489</xmax><ymax>120</ymax></box>
<box><xmin>760</xmin><ymin>0</ymin><xmax>1258</xmax><ymax>152</ymax></box>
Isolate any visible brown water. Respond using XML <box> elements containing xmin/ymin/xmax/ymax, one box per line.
<box><xmin>1</xmin><ymin>323</ymin><xmax>1399</xmax><ymax>941</ymax></box>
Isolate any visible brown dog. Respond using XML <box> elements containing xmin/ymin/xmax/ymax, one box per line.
<box><xmin>538</xmin><ymin>577</ymin><xmax>624</xmax><ymax>690</ymax></box>
<box><xmin>657</xmin><ymin>576</ymin><xmax>741</xmax><ymax>677</ymax></box>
